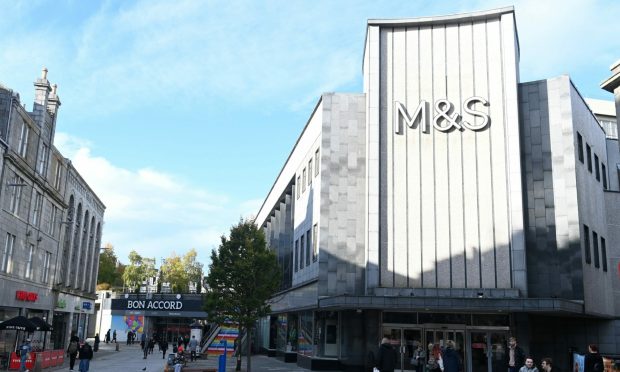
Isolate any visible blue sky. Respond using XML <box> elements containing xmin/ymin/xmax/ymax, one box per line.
<box><xmin>1</xmin><ymin>0</ymin><xmax>618</xmax><ymax>269</ymax></box>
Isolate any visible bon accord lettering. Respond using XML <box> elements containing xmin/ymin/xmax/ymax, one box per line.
<box><xmin>127</xmin><ymin>300</ymin><xmax>183</xmax><ymax>310</ymax></box>
<box><xmin>394</xmin><ymin>97</ymin><xmax>490</xmax><ymax>134</ymax></box>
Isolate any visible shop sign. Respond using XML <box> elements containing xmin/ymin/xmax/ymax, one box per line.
<box><xmin>394</xmin><ymin>97</ymin><xmax>490</xmax><ymax>134</ymax></box>
<box><xmin>127</xmin><ymin>300</ymin><xmax>183</xmax><ymax>310</ymax></box>
<box><xmin>16</xmin><ymin>290</ymin><xmax>38</xmax><ymax>302</ymax></box>
<box><xmin>56</xmin><ymin>299</ymin><xmax>66</xmax><ymax>309</ymax></box>
<box><xmin>82</xmin><ymin>302</ymin><xmax>92</xmax><ymax>310</ymax></box>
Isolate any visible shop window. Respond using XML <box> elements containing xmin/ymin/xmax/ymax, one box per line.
<box><xmin>584</xmin><ymin>224</ymin><xmax>591</xmax><ymax>264</ymax></box>
<box><xmin>576</xmin><ymin>132</ymin><xmax>584</xmax><ymax>163</ymax></box>
<box><xmin>298</xmin><ymin>312</ymin><xmax>314</xmax><ymax>357</ymax></box>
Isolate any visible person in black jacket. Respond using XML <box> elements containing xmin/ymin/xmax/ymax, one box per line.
<box><xmin>442</xmin><ymin>340</ymin><xmax>461</xmax><ymax>372</ymax></box>
<box><xmin>376</xmin><ymin>337</ymin><xmax>397</xmax><ymax>372</ymax></box>
<box><xmin>507</xmin><ymin>337</ymin><xmax>526</xmax><ymax>372</ymax></box>
<box><xmin>584</xmin><ymin>344</ymin><xmax>604</xmax><ymax>372</ymax></box>
<box><xmin>78</xmin><ymin>341</ymin><xmax>93</xmax><ymax>372</ymax></box>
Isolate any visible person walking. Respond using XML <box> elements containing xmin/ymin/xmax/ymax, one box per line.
<box><xmin>411</xmin><ymin>344</ymin><xmax>425</xmax><ymax>372</ymax></box>
<box><xmin>78</xmin><ymin>340</ymin><xmax>93</xmax><ymax>372</ymax></box>
<box><xmin>161</xmin><ymin>339</ymin><xmax>169</xmax><ymax>359</ymax></box>
<box><xmin>507</xmin><ymin>337</ymin><xmax>526</xmax><ymax>372</ymax></box>
<box><xmin>148</xmin><ymin>337</ymin><xmax>155</xmax><ymax>354</ymax></box>
<box><xmin>105</xmin><ymin>329</ymin><xmax>110</xmax><ymax>344</ymax></box>
<box><xmin>584</xmin><ymin>344</ymin><xmax>604</xmax><ymax>372</ymax></box>
<box><xmin>426</xmin><ymin>343</ymin><xmax>443</xmax><ymax>372</ymax></box>
<box><xmin>112</xmin><ymin>329</ymin><xmax>117</xmax><ymax>343</ymax></box>
<box><xmin>183</xmin><ymin>334</ymin><xmax>190</xmax><ymax>349</ymax></box>
<box><xmin>188</xmin><ymin>335</ymin><xmax>198</xmax><ymax>362</ymax></box>
<box><xmin>142</xmin><ymin>333</ymin><xmax>148</xmax><ymax>359</ymax></box>
<box><xmin>18</xmin><ymin>338</ymin><xmax>32</xmax><ymax>372</ymax></box>
<box><xmin>441</xmin><ymin>340</ymin><xmax>461</xmax><ymax>372</ymax></box>
<box><xmin>93</xmin><ymin>333</ymin><xmax>100</xmax><ymax>352</ymax></box>
<box><xmin>67</xmin><ymin>334</ymin><xmax>80</xmax><ymax>371</ymax></box>
<box><xmin>375</xmin><ymin>337</ymin><xmax>397</xmax><ymax>372</ymax></box>
<box><xmin>519</xmin><ymin>357</ymin><xmax>539</xmax><ymax>372</ymax></box>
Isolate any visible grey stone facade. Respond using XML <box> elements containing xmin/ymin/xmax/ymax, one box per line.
<box><xmin>254</xmin><ymin>8</ymin><xmax>619</xmax><ymax>372</ymax></box>
<box><xmin>0</xmin><ymin>70</ymin><xmax>105</xmax><ymax>351</ymax></box>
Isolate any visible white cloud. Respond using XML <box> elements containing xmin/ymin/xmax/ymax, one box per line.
<box><xmin>54</xmin><ymin>132</ymin><xmax>255</xmax><ymax>266</ymax></box>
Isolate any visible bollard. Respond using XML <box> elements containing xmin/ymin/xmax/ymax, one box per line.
<box><xmin>115</xmin><ymin>343</ymin><xmax>119</xmax><ymax>352</ymax></box>
<box><xmin>218</xmin><ymin>354</ymin><xmax>226</xmax><ymax>372</ymax></box>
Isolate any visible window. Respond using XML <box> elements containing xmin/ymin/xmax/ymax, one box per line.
<box><xmin>42</xmin><ymin>251</ymin><xmax>51</xmax><ymax>283</ymax></box>
<box><xmin>586</xmin><ymin>144</ymin><xmax>592</xmax><ymax>173</ymax></box>
<box><xmin>48</xmin><ymin>204</ymin><xmax>58</xmax><ymax>236</ymax></box>
<box><xmin>602</xmin><ymin>163</ymin><xmax>608</xmax><ymax>189</ymax></box>
<box><xmin>577</xmin><ymin>132</ymin><xmax>584</xmax><ymax>163</ymax></box>
<box><xmin>294</xmin><ymin>240</ymin><xmax>299</xmax><ymax>272</ymax></box>
<box><xmin>302</xmin><ymin>168</ymin><xmax>307</xmax><ymax>192</ymax></box>
<box><xmin>32</xmin><ymin>192</ymin><xmax>43</xmax><ymax>226</ymax></box>
<box><xmin>593</xmin><ymin>231</ymin><xmax>599</xmax><ymax>268</ymax></box>
<box><xmin>9</xmin><ymin>175</ymin><xmax>24</xmax><ymax>215</ymax></box>
<box><xmin>53</xmin><ymin>161</ymin><xmax>62</xmax><ymax>189</ymax></box>
<box><xmin>37</xmin><ymin>143</ymin><xmax>49</xmax><ymax>176</ymax></box>
<box><xmin>315</xmin><ymin>148</ymin><xmax>320</xmax><ymax>176</ymax></box>
<box><xmin>594</xmin><ymin>155</ymin><xmax>600</xmax><ymax>181</ymax></box>
<box><xmin>312</xmin><ymin>223</ymin><xmax>318</xmax><ymax>262</ymax></box>
<box><xmin>25</xmin><ymin>244</ymin><xmax>34</xmax><ymax>279</ymax></box>
<box><xmin>601</xmin><ymin>237</ymin><xmax>607</xmax><ymax>272</ymax></box>
<box><xmin>300</xmin><ymin>233</ymin><xmax>305</xmax><ymax>269</ymax></box>
<box><xmin>2</xmin><ymin>233</ymin><xmax>15</xmax><ymax>273</ymax></box>
<box><xmin>584</xmin><ymin>225</ymin><xmax>591</xmax><ymax>264</ymax></box>
<box><xmin>308</xmin><ymin>159</ymin><xmax>313</xmax><ymax>186</ymax></box>
<box><xmin>306</xmin><ymin>228</ymin><xmax>311</xmax><ymax>266</ymax></box>
<box><xmin>296</xmin><ymin>176</ymin><xmax>301</xmax><ymax>199</ymax></box>
<box><xmin>18</xmin><ymin>123</ymin><xmax>29</xmax><ymax>158</ymax></box>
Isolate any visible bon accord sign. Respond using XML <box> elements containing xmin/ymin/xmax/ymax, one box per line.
<box><xmin>111</xmin><ymin>298</ymin><xmax>204</xmax><ymax>313</ymax></box>
<box><xmin>127</xmin><ymin>300</ymin><xmax>183</xmax><ymax>310</ymax></box>
<box><xmin>394</xmin><ymin>97</ymin><xmax>490</xmax><ymax>134</ymax></box>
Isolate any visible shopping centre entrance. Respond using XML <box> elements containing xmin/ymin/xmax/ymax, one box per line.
<box><xmin>382</xmin><ymin>324</ymin><xmax>508</xmax><ymax>372</ymax></box>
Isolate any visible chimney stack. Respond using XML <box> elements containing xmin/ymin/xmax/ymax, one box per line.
<box><xmin>32</xmin><ymin>67</ymin><xmax>52</xmax><ymax>128</ymax></box>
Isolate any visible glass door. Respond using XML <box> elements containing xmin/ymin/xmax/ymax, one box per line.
<box><xmin>426</xmin><ymin>329</ymin><xmax>465</xmax><ymax>372</ymax></box>
<box><xmin>468</xmin><ymin>331</ymin><xmax>508</xmax><ymax>372</ymax></box>
<box><xmin>382</xmin><ymin>327</ymin><xmax>424</xmax><ymax>372</ymax></box>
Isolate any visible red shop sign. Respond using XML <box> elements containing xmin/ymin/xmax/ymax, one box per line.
<box><xmin>15</xmin><ymin>290</ymin><xmax>38</xmax><ymax>302</ymax></box>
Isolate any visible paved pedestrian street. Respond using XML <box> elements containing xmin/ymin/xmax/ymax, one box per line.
<box><xmin>45</xmin><ymin>340</ymin><xmax>331</xmax><ymax>372</ymax></box>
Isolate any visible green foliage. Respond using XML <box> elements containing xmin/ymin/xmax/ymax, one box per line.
<box><xmin>204</xmin><ymin>219</ymin><xmax>281</xmax><ymax>330</ymax></box>
<box><xmin>97</xmin><ymin>243</ymin><xmax>118</xmax><ymax>286</ymax></box>
<box><xmin>122</xmin><ymin>250</ymin><xmax>157</xmax><ymax>292</ymax></box>
<box><xmin>160</xmin><ymin>249</ymin><xmax>204</xmax><ymax>293</ymax></box>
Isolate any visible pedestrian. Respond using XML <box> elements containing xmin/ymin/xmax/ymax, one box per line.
<box><xmin>189</xmin><ymin>335</ymin><xmax>198</xmax><ymax>361</ymax></box>
<box><xmin>411</xmin><ymin>344</ymin><xmax>425</xmax><ymax>372</ymax></box>
<box><xmin>520</xmin><ymin>357</ymin><xmax>540</xmax><ymax>372</ymax></box>
<box><xmin>161</xmin><ymin>339</ymin><xmax>169</xmax><ymax>359</ymax></box>
<box><xmin>105</xmin><ymin>329</ymin><xmax>110</xmax><ymax>344</ymax></box>
<box><xmin>375</xmin><ymin>337</ymin><xmax>397</xmax><ymax>372</ymax></box>
<box><xmin>112</xmin><ymin>329</ymin><xmax>117</xmax><ymax>343</ymax></box>
<box><xmin>67</xmin><ymin>334</ymin><xmax>80</xmax><ymax>371</ymax></box>
<box><xmin>541</xmin><ymin>357</ymin><xmax>560</xmax><ymax>372</ymax></box>
<box><xmin>148</xmin><ymin>337</ymin><xmax>155</xmax><ymax>354</ymax></box>
<box><xmin>426</xmin><ymin>343</ymin><xmax>443</xmax><ymax>372</ymax></box>
<box><xmin>93</xmin><ymin>333</ymin><xmax>100</xmax><ymax>352</ymax></box>
<box><xmin>507</xmin><ymin>337</ymin><xmax>526</xmax><ymax>372</ymax></box>
<box><xmin>584</xmin><ymin>344</ymin><xmax>604</xmax><ymax>372</ymax></box>
<box><xmin>178</xmin><ymin>335</ymin><xmax>183</xmax><ymax>348</ymax></box>
<box><xmin>78</xmin><ymin>340</ymin><xmax>93</xmax><ymax>372</ymax></box>
<box><xmin>142</xmin><ymin>334</ymin><xmax>148</xmax><ymax>359</ymax></box>
<box><xmin>183</xmin><ymin>334</ymin><xmax>190</xmax><ymax>349</ymax></box>
<box><xmin>441</xmin><ymin>340</ymin><xmax>461</xmax><ymax>372</ymax></box>
<box><xmin>18</xmin><ymin>338</ymin><xmax>32</xmax><ymax>372</ymax></box>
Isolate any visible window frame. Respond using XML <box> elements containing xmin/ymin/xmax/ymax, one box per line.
<box><xmin>300</xmin><ymin>233</ymin><xmax>305</xmax><ymax>269</ymax></box>
<box><xmin>9</xmin><ymin>175</ymin><xmax>24</xmax><ymax>215</ymax></box>
<box><xmin>18</xmin><ymin>123</ymin><xmax>29</xmax><ymax>158</ymax></box>
<box><xmin>592</xmin><ymin>230</ymin><xmax>599</xmax><ymax>268</ymax></box>
<box><xmin>308</xmin><ymin>159</ymin><xmax>313</xmax><ymax>186</ymax></box>
<box><xmin>302</xmin><ymin>168</ymin><xmax>307</xmax><ymax>193</ymax></box>
<box><xmin>312</xmin><ymin>223</ymin><xmax>318</xmax><ymax>262</ymax></box>
<box><xmin>601</xmin><ymin>237</ymin><xmax>607</xmax><ymax>272</ymax></box>
<box><xmin>2</xmin><ymin>233</ymin><xmax>15</xmax><ymax>273</ymax></box>
<box><xmin>294</xmin><ymin>239</ymin><xmax>299</xmax><ymax>273</ymax></box>
<box><xmin>32</xmin><ymin>191</ymin><xmax>43</xmax><ymax>226</ymax></box>
<box><xmin>314</xmin><ymin>148</ymin><xmax>320</xmax><ymax>176</ymax></box>
<box><xmin>602</xmin><ymin>163</ymin><xmax>608</xmax><ymax>189</ymax></box>
<box><xmin>306</xmin><ymin>228</ymin><xmax>311</xmax><ymax>266</ymax></box>
<box><xmin>586</xmin><ymin>144</ymin><xmax>592</xmax><ymax>173</ymax></box>
<box><xmin>25</xmin><ymin>244</ymin><xmax>35</xmax><ymax>279</ymax></box>
<box><xmin>594</xmin><ymin>154</ymin><xmax>600</xmax><ymax>181</ymax></box>
<box><xmin>42</xmin><ymin>251</ymin><xmax>51</xmax><ymax>283</ymax></box>
<box><xmin>296</xmin><ymin>176</ymin><xmax>301</xmax><ymax>199</ymax></box>
<box><xmin>577</xmin><ymin>132</ymin><xmax>584</xmax><ymax>163</ymax></box>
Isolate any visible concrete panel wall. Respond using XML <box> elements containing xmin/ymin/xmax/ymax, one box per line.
<box><xmin>368</xmin><ymin>10</ymin><xmax>523</xmax><ymax>291</ymax></box>
<box><xmin>318</xmin><ymin>94</ymin><xmax>366</xmax><ymax>297</ymax></box>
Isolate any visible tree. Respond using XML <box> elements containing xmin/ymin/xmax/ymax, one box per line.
<box><xmin>160</xmin><ymin>249</ymin><xmax>204</xmax><ymax>293</ymax></box>
<box><xmin>97</xmin><ymin>243</ymin><xmax>118</xmax><ymax>287</ymax></box>
<box><xmin>204</xmin><ymin>219</ymin><xmax>280</xmax><ymax>372</ymax></box>
<box><xmin>122</xmin><ymin>250</ymin><xmax>157</xmax><ymax>292</ymax></box>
